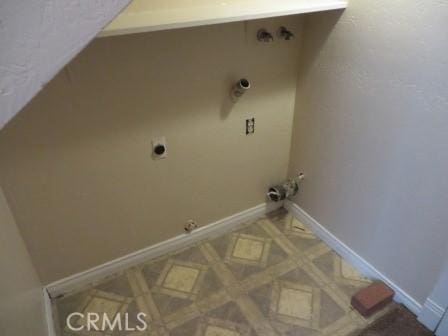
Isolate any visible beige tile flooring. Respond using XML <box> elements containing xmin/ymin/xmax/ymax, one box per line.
<box><xmin>53</xmin><ymin>208</ymin><xmax>394</xmax><ymax>336</ymax></box>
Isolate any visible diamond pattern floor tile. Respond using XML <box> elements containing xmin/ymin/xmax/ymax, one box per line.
<box><xmin>53</xmin><ymin>208</ymin><xmax>394</xmax><ymax>336</ymax></box>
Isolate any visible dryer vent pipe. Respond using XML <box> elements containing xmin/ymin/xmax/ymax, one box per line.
<box><xmin>267</xmin><ymin>174</ymin><xmax>304</xmax><ymax>202</ymax></box>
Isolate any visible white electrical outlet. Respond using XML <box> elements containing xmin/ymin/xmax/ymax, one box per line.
<box><xmin>152</xmin><ymin>137</ymin><xmax>167</xmax><ymax>160</ymax></box>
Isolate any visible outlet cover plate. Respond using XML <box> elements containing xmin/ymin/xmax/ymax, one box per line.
<box><xmin>246</xmin><ymin>118</ymin><xmax>255</xmax><ymax>135</ymax></box>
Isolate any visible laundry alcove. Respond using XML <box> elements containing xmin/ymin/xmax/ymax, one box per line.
<box><xmin>3</xmin><ymin>1</ymin><xmax>447</xmax><ymax>335</ymax></box>
<box><xmin>0</xmin><ymin>7</ymin><xmax>343</xmax><ymax>284</ymax></box>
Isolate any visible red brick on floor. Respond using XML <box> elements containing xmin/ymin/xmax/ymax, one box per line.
<box><xmin>351</xmin><ymin>281</ymin><xmax>395</xmax><ymax>317</ymax></box>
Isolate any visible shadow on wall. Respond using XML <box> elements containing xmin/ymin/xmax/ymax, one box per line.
<box><xmin>220</xmin><ymin>75</ymin><xmax>238</xmax><ymax>120</ymax></box>
<box><xmin>2</xmin><ymin>24</ymin><xmax>299</xmax><ymax>148</ymax></box>
<box><xmin>299</xmin><ymin>11</ymin><xmax>343</xmax><ymax>80</ymax></box>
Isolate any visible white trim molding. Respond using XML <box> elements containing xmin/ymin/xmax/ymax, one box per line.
<box><xmin>284</xmin><ymin>200</ymin><xmax>423</xmax><ymax>315</ymax></box>
<box><xmin>418</xmin><ymin>260</ymin><xmax>448</xmax><ymax>331</ymax></box>
<box><xmin>418</xmin><ymin>299</ymin><xmax>446</xmax><ymax>331</ymax></box>
<box><xmin>43</xmin><ymin>288</ymin><xmax>56</xmax><ymax>336</ymax></box>
<box><xmin>46</xmin><ymin>202</ymin><xmax>282</xmax><ymax>299</ymax></box>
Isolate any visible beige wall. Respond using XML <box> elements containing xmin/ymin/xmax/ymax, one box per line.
<box><xmin>0</xmin><ymin>17</ymin><xmax>303</xmax><ymax>283</ymax></box>
<box><xmin>289</xmin><ymin>1</ymin><xmax>448</xmax><ymax>304</ymax></box>
<box><xmin>0</xmin><ymin>187</ymin><xmax>46</xmax><ymax>335</ymax></box>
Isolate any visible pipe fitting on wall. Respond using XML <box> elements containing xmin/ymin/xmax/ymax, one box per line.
<box><xmin>267</xmin><ymin>173</ymin><xmax>304</xmax><ymax>202</ymax></box>
<box><xmin>231</xmin><ymin>78</ymin><xmax>251</xmax><ymax>100</ymax></box>
<box><xmin>257</xmin><ymin>29</ymin><xmax>274</xmax><ymax>43</ymax></box>
<box><xmin>277</xmin><ymin>26</ymin><xmax>294</xmax><ymax>41</ymax></box>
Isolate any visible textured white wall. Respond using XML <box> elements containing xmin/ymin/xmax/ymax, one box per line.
<box><xmin>289</xmin><ymin>0</ymin><xmax>448</xmax><ymax>305</ymax></box>
<box><xmin>0</xmin><ymin>0</ymin><xmax>130</xmax><ymax>129</ymax></box>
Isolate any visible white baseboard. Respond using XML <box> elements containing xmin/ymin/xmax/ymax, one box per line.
<box><xmin>43</xmin><ymin>288</ymin><xmax>56</xmax><ymax>336</ymax></box>
<box><xmin>418</xmin><ymin>298</ymin><xmax>446</xmax><ymax>331</ymax></box>
<box><xmin>284</xmin><ymin>200</ymin><xmax>423</xmax><ymax>315</ymax></box>
<box><xmin>46</xmin><ymin>202</ymin><xmax>282</xmax><ymax>298</ymax></box>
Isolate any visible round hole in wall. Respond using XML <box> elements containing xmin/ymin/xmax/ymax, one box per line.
<box><xmin>154</xmin><ymin>144</ymin><xmax>166</xmax><ymax>156</ymax></box>
<box><xmin>240</xmin><ymin>79</ymin><xmax>250</xmax><ymax>89</ymax></box>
